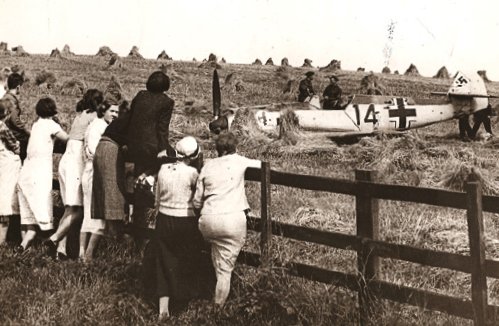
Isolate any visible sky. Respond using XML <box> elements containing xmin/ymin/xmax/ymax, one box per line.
<box><xmin>1</xmin><ymin>0</ymin><xmax>499</xmax><ymax>79</ymax></box>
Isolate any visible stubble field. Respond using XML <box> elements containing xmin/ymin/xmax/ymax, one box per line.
<box><xmin>1</xmin><ymin>54</ymin><xmax>499</xmax><ymax>325</ymax></box>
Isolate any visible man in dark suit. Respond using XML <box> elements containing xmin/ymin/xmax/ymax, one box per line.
<box><xmin>298</xmin><ymin>71</ymin><xmax>315</xmax><ymax>102</ymax></box>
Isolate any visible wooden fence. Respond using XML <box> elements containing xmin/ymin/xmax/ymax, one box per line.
<box><xmin>239</xmin><ymin>162</ymin><xmax>499</xmax><ymax>326</ymax></box>
<box><xmin>52</xmin><ymin>157</ymin><xmax>499</xmax><ymax>325</ymax></box>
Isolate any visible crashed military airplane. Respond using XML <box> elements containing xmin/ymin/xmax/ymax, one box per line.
<box><xmin>209</xmin><ymin>70</ymin><xmax>497</xmax><ymax>138</ymax></box>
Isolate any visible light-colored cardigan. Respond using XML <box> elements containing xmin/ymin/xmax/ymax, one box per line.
<box><xmin>193</xmin><ymin>154</ymin><xmax>261</xmax><ymax>215</ymax></box>
<box><xmin>156</xmin><ymin>162</ymin><xmax>198</xmax><ymax>217</ymax></box>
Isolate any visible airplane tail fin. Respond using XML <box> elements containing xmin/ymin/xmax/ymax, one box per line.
<box><xmin>447</xmin><ymin>71</ymin><xmax>489</xmax><ymax>116</ymax></box>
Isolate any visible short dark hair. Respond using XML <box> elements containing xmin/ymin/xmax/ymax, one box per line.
<box><xmin>0</xmin><ymin>99</ymin><xmax>14</xmax><ymax>120</ymax></box>
<box><xmin>97</xmin><ymin>101</ymin><xmax>113</xmax><ymax>118</ymax></box>
<box><xmin>36</xmin><ymin>98</ymin><xmax>58</xmax><ymax>118</ymax></box>
<box><xmin>7</xmin><ymin>73</ymin><xmax>24</xmax><ymax>90</ymax></box>
<box><xmin>76</xmin><ymin>89</ymin><xmax>104</xmax><ymax>113</ymax></box>
<box><xmin>215</xmin><ymin>132</ymin><xmax>238</xmax><ymax>156</ymax></box>
<box><xmin>305</xmin><ymin>71</ymin><xmax>315</xmax><ymax>78</ymax></box>
<box><xmin>118</xmin><ymin>100</ymin><xmax>130</xmax><ymax>117</ymax></box>
<box><xmin>146</xmin><ymin>71</ymin><xmax>170</xmax><ymax>93</ymax></box>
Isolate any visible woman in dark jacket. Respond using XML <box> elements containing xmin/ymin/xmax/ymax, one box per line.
<box><xmin>127</xmin><ymin>71</ymin><xmax>176</xmax><ymax>229</ymax></box>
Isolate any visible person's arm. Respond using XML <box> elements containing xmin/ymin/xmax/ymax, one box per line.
<box><xmin>54</xmin><ymin>130</ymin><xmax>69</xmax><ymax>143</ymax></box>
<box><xmin>157</xmin><ymin>99</ymin><xmax>177</xmax><ymax>158</ymax></box>
<box><xmin>3</xmin><ymin>129</ymin><xmax>20</xmax><ymax>154</ymax></box>
<box><xmin>245</xmin><ymin>157</ymin><xmax>262</xmax><ymax>169</ymax></box>
<box><xmin>6</xmin><ymin>104</ymin><xmax>30</xmax><ymax>135</ymax></box>
<box><xmin>192</xmin><ymin>172</ymin><xmax>205</xmax><ymax>211</ymax></box>
<box><xmin>84</xmin><ymin>122</ymin><xmax>105</xmax><ymax>158</ymax></box>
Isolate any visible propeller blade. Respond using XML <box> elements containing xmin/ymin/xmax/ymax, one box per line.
<box><xmin>213</xmin><ymin>69</ymin><xmax>221</xmax><ymax>118</ymax></box>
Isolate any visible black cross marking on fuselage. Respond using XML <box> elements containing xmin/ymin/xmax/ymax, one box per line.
<box><xmin>389</xmin><ymin>98</ymin><xmax>417</xmax><ymax>129</ymax></box>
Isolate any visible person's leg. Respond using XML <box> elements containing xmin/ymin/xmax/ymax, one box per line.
<box><xmin>79</xmin><ymin>232</ymin><xmax>89</xmax><ymax>260</ymax></box>
<box><xmin>20</xmin><ymin>225</ymin><xmax>37</xmax><ymax>250</ymax></box>
<box><xmin>6</xmin><ymin>214</ymin><xmax>21</xmax><ymax>245</ymax></box>
<box><xmin>0</xmin><ymin>222</ymin><xmax>8</xmax><ymax>246</ymax></box>
<box><xmin>50</xmin><ymin>206</ymin><xmax>83</xmax><ymax>243</ymax></box>
<box><xmin>471</xmin><ymin>118</ymin><xmax>483</xmax><ymax>139</ymax></box>
<box><xmin>460</xmin><ymin>116</ymin><xmax>473</xmax><ymax>139</ymax></box>
<box><xmin>159</xmin><ymin>297</ymin><xmax>170</xmax><ymax>319</ymax></box>
<box><xmin>211</xmin><ymin>241</ymin><xmax>232</xmax><ymax>306</ymax></box>
<box><xmin>84</xmin><ymin>233</ymin><xmax>102</xmax><ymax>260</ymax></box>
<box><xmin>484</xmin><ymin>116</ymin><xmax>492</xmax><ymax>134</ymax></box>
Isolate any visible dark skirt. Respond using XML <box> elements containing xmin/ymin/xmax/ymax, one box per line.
<box><xmin>156</xmin><ymin>213</ymin><xmax>215</xmax><ymax>301</ymax></box>
<box><xmin>92</xmin><ymin>137</ymin><xmax>127</xmax><ymax>221</ymax></box>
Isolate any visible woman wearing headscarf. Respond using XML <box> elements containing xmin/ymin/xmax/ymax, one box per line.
<box><xmin>193</xmin><ymin>132</ymin><xmax>261</xmax><ymax>306</ymax></box>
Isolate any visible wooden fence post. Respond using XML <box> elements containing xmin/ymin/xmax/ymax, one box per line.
<box><xmin>260</xmin><ymin>161</ymin><xmax>272</xmax><ymax>268</ymax></box>
<box><xmin>465</xmin><ymin>175</ymin><xmax>487</xmax><ymax>326</ymax></box>
<box><xmin>355</xmin><ymin>170</ymin><xmax>380</xmax><ymax>326</ymax></box>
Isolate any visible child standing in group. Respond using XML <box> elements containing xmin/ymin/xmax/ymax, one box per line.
<box><xmin>17</xmin><ymin>98</ymin><xmax>69</xmax><ymax>253</ymax></box>
<box><xmin>0</xmin><ymin>100</ymin><xmax>21</xmax><ymax>246</ymax></box>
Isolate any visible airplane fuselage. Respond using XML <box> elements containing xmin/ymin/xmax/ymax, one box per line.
<box><xmin>253</xmin><ymin>97</ymin><xmax>457</xmax><ymax>134</ymax></box>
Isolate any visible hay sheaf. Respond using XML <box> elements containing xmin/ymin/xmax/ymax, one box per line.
<box><xmin>357</xmin><ymin>67</ymin><xmax>365</xmax><ymax>72</ymax></box>
<box><xmin>319</xmin><ymin>59</ymin><xmax>341</xmax><ymax>72</ymax></box>
<box><xmin>127</xmin><ymin>46</ymin><xmax>144</xmax><ymax>59</ymax></box>
<box><xmin>438</xmin><ymin>161</ymin><xmax>499</xmax><ymax>195</ymax></box>
<box><xmin>198</xmin><ymin>61</ymin><xmax>222</xmax><ymax>69</ymax></box>
<box><xmin>477</xmin><ymin>70</ymin><xmax>491</xmax><ymax>83</ymax></box>
<box><xmin>61</xmin><ymin>78</ymin><xmax>87</xmax><ymax>95</ymax></box>
<box><xmin>50</xmin><ymin>48</ymin><xmax>61</xmax><ymax>58</ymax></box>
<box><xmin>434</xmin><ymin>66</ymin><xmax>450</xmax><ymax>79</ymax></box>
<box><xmin>157</xmin><ymin>50</ymin><xmax>172</xmax><ymax>60</ymax></box>
<box><xmin>404</xmin><ymin>63</ymin><xmax>420</xmax><ymax>77</ymax></box>
<box><xmin>252</xmin><ymin>59</ymin><xmax>262</xmax><ymax>65</ymax></box>
<box><xmin>281</xmin><ymin>58</ymin><xmax>290</xmax><ymax>67</ymax></box>
<box><xmin>220</xmin><ymin>57</ymin><xmax>226</xmax><ymax>63</ymax></box>
<box><xmin>359</xmin><ymin>72</ymin><xmax>386</xmax><ymax>95</ymax></box>
<box><xmin>61</xmin><ymin>44</ymin><xmax>74</xmax><ymax>56</ymax></box>
<box><xmin>265</xmin><ymin>58</ymin><xmax>274</xmax><ymax>66</ymax></box>
<box><xmin>230</xmin><ymin>107</ymin><xmax>275</xmax><ymax>149</ymax></box>
<box><xmin>35</xmin><ymin>69</ymin><xmax>57</xmax><ymax>86</ymax></box>
<box><xmin>382</xmin><ymin>66</ymin><xmax>391</xmax><ymax>74</ymax></box>
<box><xmin>302</xmin><ymin>59</ymin><xmax>313</xmax><ymax>68</ymax></box>
<box><xmin>12</xmin><ymin>46</ymin><xmax>29</xmax><ymax>57</ymax></box>
<box><xmin>96</xmin><ymin>46</ymin><xmax>116</xmax><ymax>57</ymax></box>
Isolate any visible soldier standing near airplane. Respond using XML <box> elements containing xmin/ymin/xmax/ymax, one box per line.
<box><xmin>298</xmin><ymin>71</ymin><xmax>316</xmax><ymax>102</ymax></box>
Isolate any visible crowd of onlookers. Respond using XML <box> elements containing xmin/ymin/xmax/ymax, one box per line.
<box><xmin>0</xmin><ymin>71</ymin><xmax>260</xmax><ymax>319</ymax></box>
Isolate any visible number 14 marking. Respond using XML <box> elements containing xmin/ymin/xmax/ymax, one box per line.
<box><xmin>354</xmin><ymin>104</ymin><xmax>377</xmax><ymax>125</ymax></box>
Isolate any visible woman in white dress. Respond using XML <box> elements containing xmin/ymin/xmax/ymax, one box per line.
<box><xmin>79</xmin><ymin>101</ymin><xmax>119</xmax><ymax>260</ymax></box>
<box><xmin>46</xmin><ymin>90</ymin><xmax>103</xmax><ymax>259</ymax></box>
<box><xmin>17</xmin><ymin>98</ymin><xmax>69</xmax><ymax>252</ymax></box>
